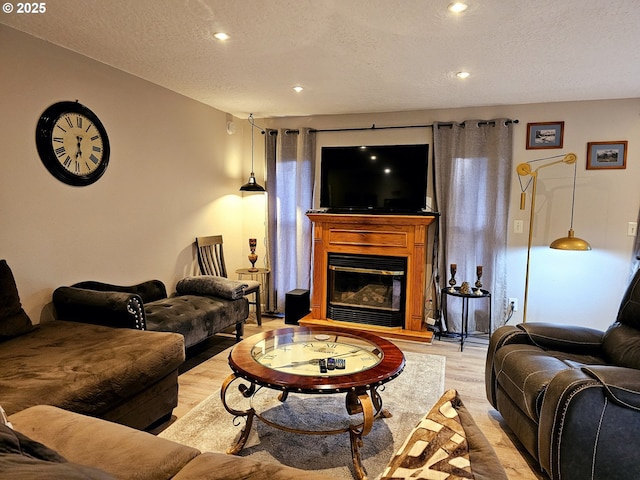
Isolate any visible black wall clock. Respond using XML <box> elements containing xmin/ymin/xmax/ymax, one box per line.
<box><xmin>35</xmin><ymin>101</ymin><xmax>110</xmax><ymax>186</ymax></box>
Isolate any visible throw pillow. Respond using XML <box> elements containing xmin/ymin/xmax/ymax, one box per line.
<box><xmin>176</xmin><ymin>275</ymin><xmax>248</xmax><ymax>300</ymax></box>
<box><xmin>380</xmin><ymin>389</ymin><xmax>473</xmax><ymax>480</ymax></box>
<box><xmin>0</xmin><ymin>259</ymin><xmax>34</xmax><ymax>340</ymax></box>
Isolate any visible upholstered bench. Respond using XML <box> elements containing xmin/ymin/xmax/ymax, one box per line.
<box><xmin>53</xmin><ymin>275</ymin><xmax>250</xmax><ymax>348</ymax></box>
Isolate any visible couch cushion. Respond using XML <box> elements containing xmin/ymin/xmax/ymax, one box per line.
<box><xmin>0</xmin><ymin>321</ymin><xmax>184</xmax><ymax>418</ymax></box>
<box><xmin>176</xmin><ymin>276</ymin><xmax>248</xmax><ymax>300</ymax></box>
<box><xmin>9</xmin><ymin>405</ymin><xmax>200</xmax><ymax>480</ymax></box>
<box><xmin>0</xmin><ymin>259</ymin><xmax>34</xmax><ymax>340</ymax></box>
<box><xmin>145</xmin><ymin>295</ymin><xmax>248</xmax><ymax>348</ymax></box>
<box><xmin>0</xmin><ymin>423</ymin><xmax>115</xmax><ymax>479</ymax></box>
<box><xmin>380</xmin><ymin>389</ymin><xmax>507</xmax><ymax>480</ymax></box>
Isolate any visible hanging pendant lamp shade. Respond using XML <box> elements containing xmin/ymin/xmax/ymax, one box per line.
<box><xmin>240</xmin><ymin>173</ymin><xmax>265</xmax><ymax>192</ymax></box>
<box><xmin>240</xmin><ymin>113</ymin><xmax>265</xmax><ymax>192</ymax></box>
<box><xmin>550</xmin><ymin>228</ymin><xmax>592</xmax><ymax>250</ymax></box>
<box><xmin>549</xmin><ymin>158</ymin><xmax>590</xmax><ymax>251</ymax></box>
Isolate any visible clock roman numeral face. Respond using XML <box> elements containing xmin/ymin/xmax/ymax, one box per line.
<box><xmin>51</xmin><ymin>113</ymin><xmax>104</xmax><ymax>176</ymax></box>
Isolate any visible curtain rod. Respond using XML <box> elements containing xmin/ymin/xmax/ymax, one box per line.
<box><xmin>266</xmin><ymin>119</ymin><xmax>518</xmax><ymax>135</ymax></box>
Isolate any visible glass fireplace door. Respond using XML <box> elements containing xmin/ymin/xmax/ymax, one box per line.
<box><xmin>327</xmin><ymin>254</ymin><xmax>406</xmax><ymax>327</ymax></box>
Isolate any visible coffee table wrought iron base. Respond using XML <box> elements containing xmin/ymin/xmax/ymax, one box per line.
<box><xmin>220</xmin><ymin>373</ymin><xmax>392</xmax><ymax>480</ymax></box>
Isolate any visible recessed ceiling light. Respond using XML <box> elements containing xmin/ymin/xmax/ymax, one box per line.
<box><xmin>293</xmin><ymin>86</ymin><xmax>304</xmax><ymax>93</ymax></box>
<box><xmin>448</xmin><ymin>2</ymin><xmax>468</xmax><ymax>13</ymax></box>
<box><xmin>213</xmin><ymin>32</ymin><xmax>230</xmax><ymax>41</ymax></box>
<box><xmin>456</xmin><ymin>71</ymin><xmax>471</xmax><ymax>79</ymax></box>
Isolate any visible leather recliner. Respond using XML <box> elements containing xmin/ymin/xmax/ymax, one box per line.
<box><xmin>485</xmin><ymin>267</ymin><xmax>640</xmax><ymax>480</ymax></box>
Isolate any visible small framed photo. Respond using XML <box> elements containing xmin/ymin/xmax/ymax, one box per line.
<box><xmin>586</xmin><ymin>141</ymin><xmax>627</xmax><ymax>170</ymax></box>
<box><xmin>526</xmin><ymin>122</ymin><xmax>564</xmax><ymax>149</ymax></box>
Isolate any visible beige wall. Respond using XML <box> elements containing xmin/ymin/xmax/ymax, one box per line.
<box><xmin>265</xmin><ymin>99</ymin><xmax>640</xmax><ymax>331</ymax></box>
<box><xmin>0</xmin><ymin>26</ymin><xmax>266</xmax><ymax>322</ymax></box>
<box><xmin>3</xmin><ymin>25</ymin><xmax>637</xmax><ymax>331</ymax></box>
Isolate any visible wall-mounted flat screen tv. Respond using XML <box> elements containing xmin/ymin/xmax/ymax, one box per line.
<box><xmin>320</xmin><ymin>144</ymin><xmax>429</xmax><ymax>213</ymax></box>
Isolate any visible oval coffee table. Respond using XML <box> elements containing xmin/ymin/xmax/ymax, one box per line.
<box><xmin>221</xmin><ymin>326</ymin><xmax>405</xmax><ymax>479</ymax></box>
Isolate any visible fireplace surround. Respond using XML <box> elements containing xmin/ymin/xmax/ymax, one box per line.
<box><xmin>304</xmin><ymin>213</ymin><xmax>436</xmax><ymax>342</ymax></box>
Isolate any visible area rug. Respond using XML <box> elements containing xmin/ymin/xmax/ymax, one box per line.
<box><xmin>160</xmin><ymin>351</ymin><xmax>445</xmax><ymax>479</ymax></box>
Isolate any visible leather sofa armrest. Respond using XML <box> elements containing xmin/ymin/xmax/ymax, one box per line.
<box><xmin>485</xmin><ymin>325</ymin><xmax>533</xmax><ymax>407</ymax></box>
<box><xmin>53</xmin><ymin>286</ymin><xmax>146</xmax><ymax>330</ymax></box>
<box><xmin>517</xmin><ymin>322</ymin><xmax>604</xmax><ymax>354</ymax></box>
<box><xmin>582</xmin><ymin>365</ymin><xmax>640</xmax><ymax>409</ymax></box>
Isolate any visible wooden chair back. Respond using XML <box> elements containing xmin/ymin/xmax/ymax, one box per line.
<box><xmin>195</xmin><ymin>235</ymin><xmax>228</xmax><ymax>277</ymax></box>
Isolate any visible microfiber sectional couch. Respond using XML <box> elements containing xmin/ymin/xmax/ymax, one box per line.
<box><xmin>0</xmin><ymin>260</ymin><xmax>185</xmax><ymax>430</ymax></box>
<box><xmin>1</xmin><ymin>260</ymin><xmax>251</xmax><ymax>430</ymax></box>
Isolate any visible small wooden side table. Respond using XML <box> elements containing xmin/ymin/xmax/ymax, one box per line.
<box><xmin>441</xmin><ymin>287</ymin><xmax>491</xmax><ymax>351</ymax></box>
<box><xmin>236</xmin><ymin>268</ymin><xmax>271</xmax><ymax>323</ymax></box>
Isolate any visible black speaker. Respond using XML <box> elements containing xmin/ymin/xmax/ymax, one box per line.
<box><xmin>285</xmin><ymin>289</ymin><xmax>310</xmax><ymax>325</ymax></box>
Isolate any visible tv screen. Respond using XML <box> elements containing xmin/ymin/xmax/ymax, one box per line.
<box><xmin>320</xmin><ymin>144</ymin><xmax>429</xmax><ymax>213</ymax></box>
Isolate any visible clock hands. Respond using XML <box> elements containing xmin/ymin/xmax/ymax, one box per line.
<box><xmin>75</xmin><ymin>136</ymin><xmax>83</xmax><ymax>159</ymax></box>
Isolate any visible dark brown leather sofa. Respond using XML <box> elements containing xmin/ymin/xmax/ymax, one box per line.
<box><xmin>486</xmin><ymin>267</ymin><xmax>640</xmax><ymax>480</ymax></box>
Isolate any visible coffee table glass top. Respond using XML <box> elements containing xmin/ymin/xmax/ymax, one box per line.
<box><xmin>251</xmin><ymin>330</ymin><xmax>382</xmax><ymax>376</ymax></box>
<box><xmin>228</xmin><ymin>326</ymin><xmax>405</xmax><ymax>393</ymax></box>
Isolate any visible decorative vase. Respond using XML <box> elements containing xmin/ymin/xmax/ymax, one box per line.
<box><xmin>248</xmin><ymin>238</ymin><xmax>258</xmax><ymax>272</ymax></box>
<box><xmin>475</xmin><ymin>265</ymin><xmax>483</xmax><ymax>295</ymax></box>
<box><xmin>448</xmin><ymin>264</ymin><xmax>457</xmax><ymax>292</ymax></box>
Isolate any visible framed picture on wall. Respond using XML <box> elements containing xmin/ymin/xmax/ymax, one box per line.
<box><xmin>586</xmin><ymin>141</ymin><xmax>627</xmax><ymax>170</ymax></box>
<box><xmin>526</xmin><ymin>122</ymin><xmax>564</xmax><ymax>149</ymax></box>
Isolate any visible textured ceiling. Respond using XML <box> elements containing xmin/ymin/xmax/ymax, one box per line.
<box><xmin>2</xmin><ymin>0</ymin><xmax>640</xmax><ymax>118</ymax></box>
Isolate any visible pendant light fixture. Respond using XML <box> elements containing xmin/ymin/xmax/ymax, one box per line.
<box><xmin>240</xmin><ymin>113</ymin><xmax>266</xmax><ymax>192</ymax></box>
<box><xmin>549</xmin><ymin>159</ymin><xmax>591</xmax><ymax>251</ymax></box>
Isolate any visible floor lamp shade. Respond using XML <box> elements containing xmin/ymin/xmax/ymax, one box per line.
<box><xmin>517</xmin><ymin>153</ymin><xmax>591</xmax><ymax>322</ymax></box>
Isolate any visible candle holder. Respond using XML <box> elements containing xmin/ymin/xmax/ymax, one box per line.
<box><xmin>448</xmin><ymin>264</ymin><xmax>457</xmax><ymax>292</ymax></box>
<box><xmin>475</xmin><ymin>265</ymin><xmax>483</xmax><ymax>295</ymax></box>
<box><xmin>248</xmin><ymin>238</ymin><xmax>258</xmax><ymax>272</ymax></box>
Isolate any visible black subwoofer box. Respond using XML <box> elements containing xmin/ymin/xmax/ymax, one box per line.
<box><xmin>285</xmin><ymin>289</ymin><xmax>310</xmax><ymax>325</ymax></box>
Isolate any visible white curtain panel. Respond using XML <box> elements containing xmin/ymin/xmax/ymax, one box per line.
<box><xmin>265</xmin><ymin>129</ymin><xmax>316</xmax><ymax>313</ymax></box>
<box><xmin>433</xmin><ymin>120</ymin><xmax>514</xmax><ymax>334</ymax></box>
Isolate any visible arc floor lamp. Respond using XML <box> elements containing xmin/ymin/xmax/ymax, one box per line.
<box><xmin>517</xmin><ymin>152</ymin><xmax>591</xmax><ymax>322</ymax></box>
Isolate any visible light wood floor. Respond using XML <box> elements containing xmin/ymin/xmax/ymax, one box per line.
<box><xmin>166</xmin><ymin>316</ymin><xmax>545</xmax><ymax>480</ymax></box>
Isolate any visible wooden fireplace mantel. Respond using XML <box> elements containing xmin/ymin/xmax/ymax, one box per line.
<box><xmin>302</xmin><ymin>213</ymin><xmax>436</xmax><ymax>343</ymax></box>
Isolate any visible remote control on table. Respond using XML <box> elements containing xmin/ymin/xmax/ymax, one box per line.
<box><xmin>335</xmin><ymin>358</ymin><xmax>346</xmax><ymax>369</ymax></box>
<box><xmin>319</xmin><ymin>359</ymin><xmax>327</xmax><ymax>373</ymax></box>
<box><xmin>327</xmin><ymin>358</ymin><xmax>336</xmax><ymax>370</ymax></box>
